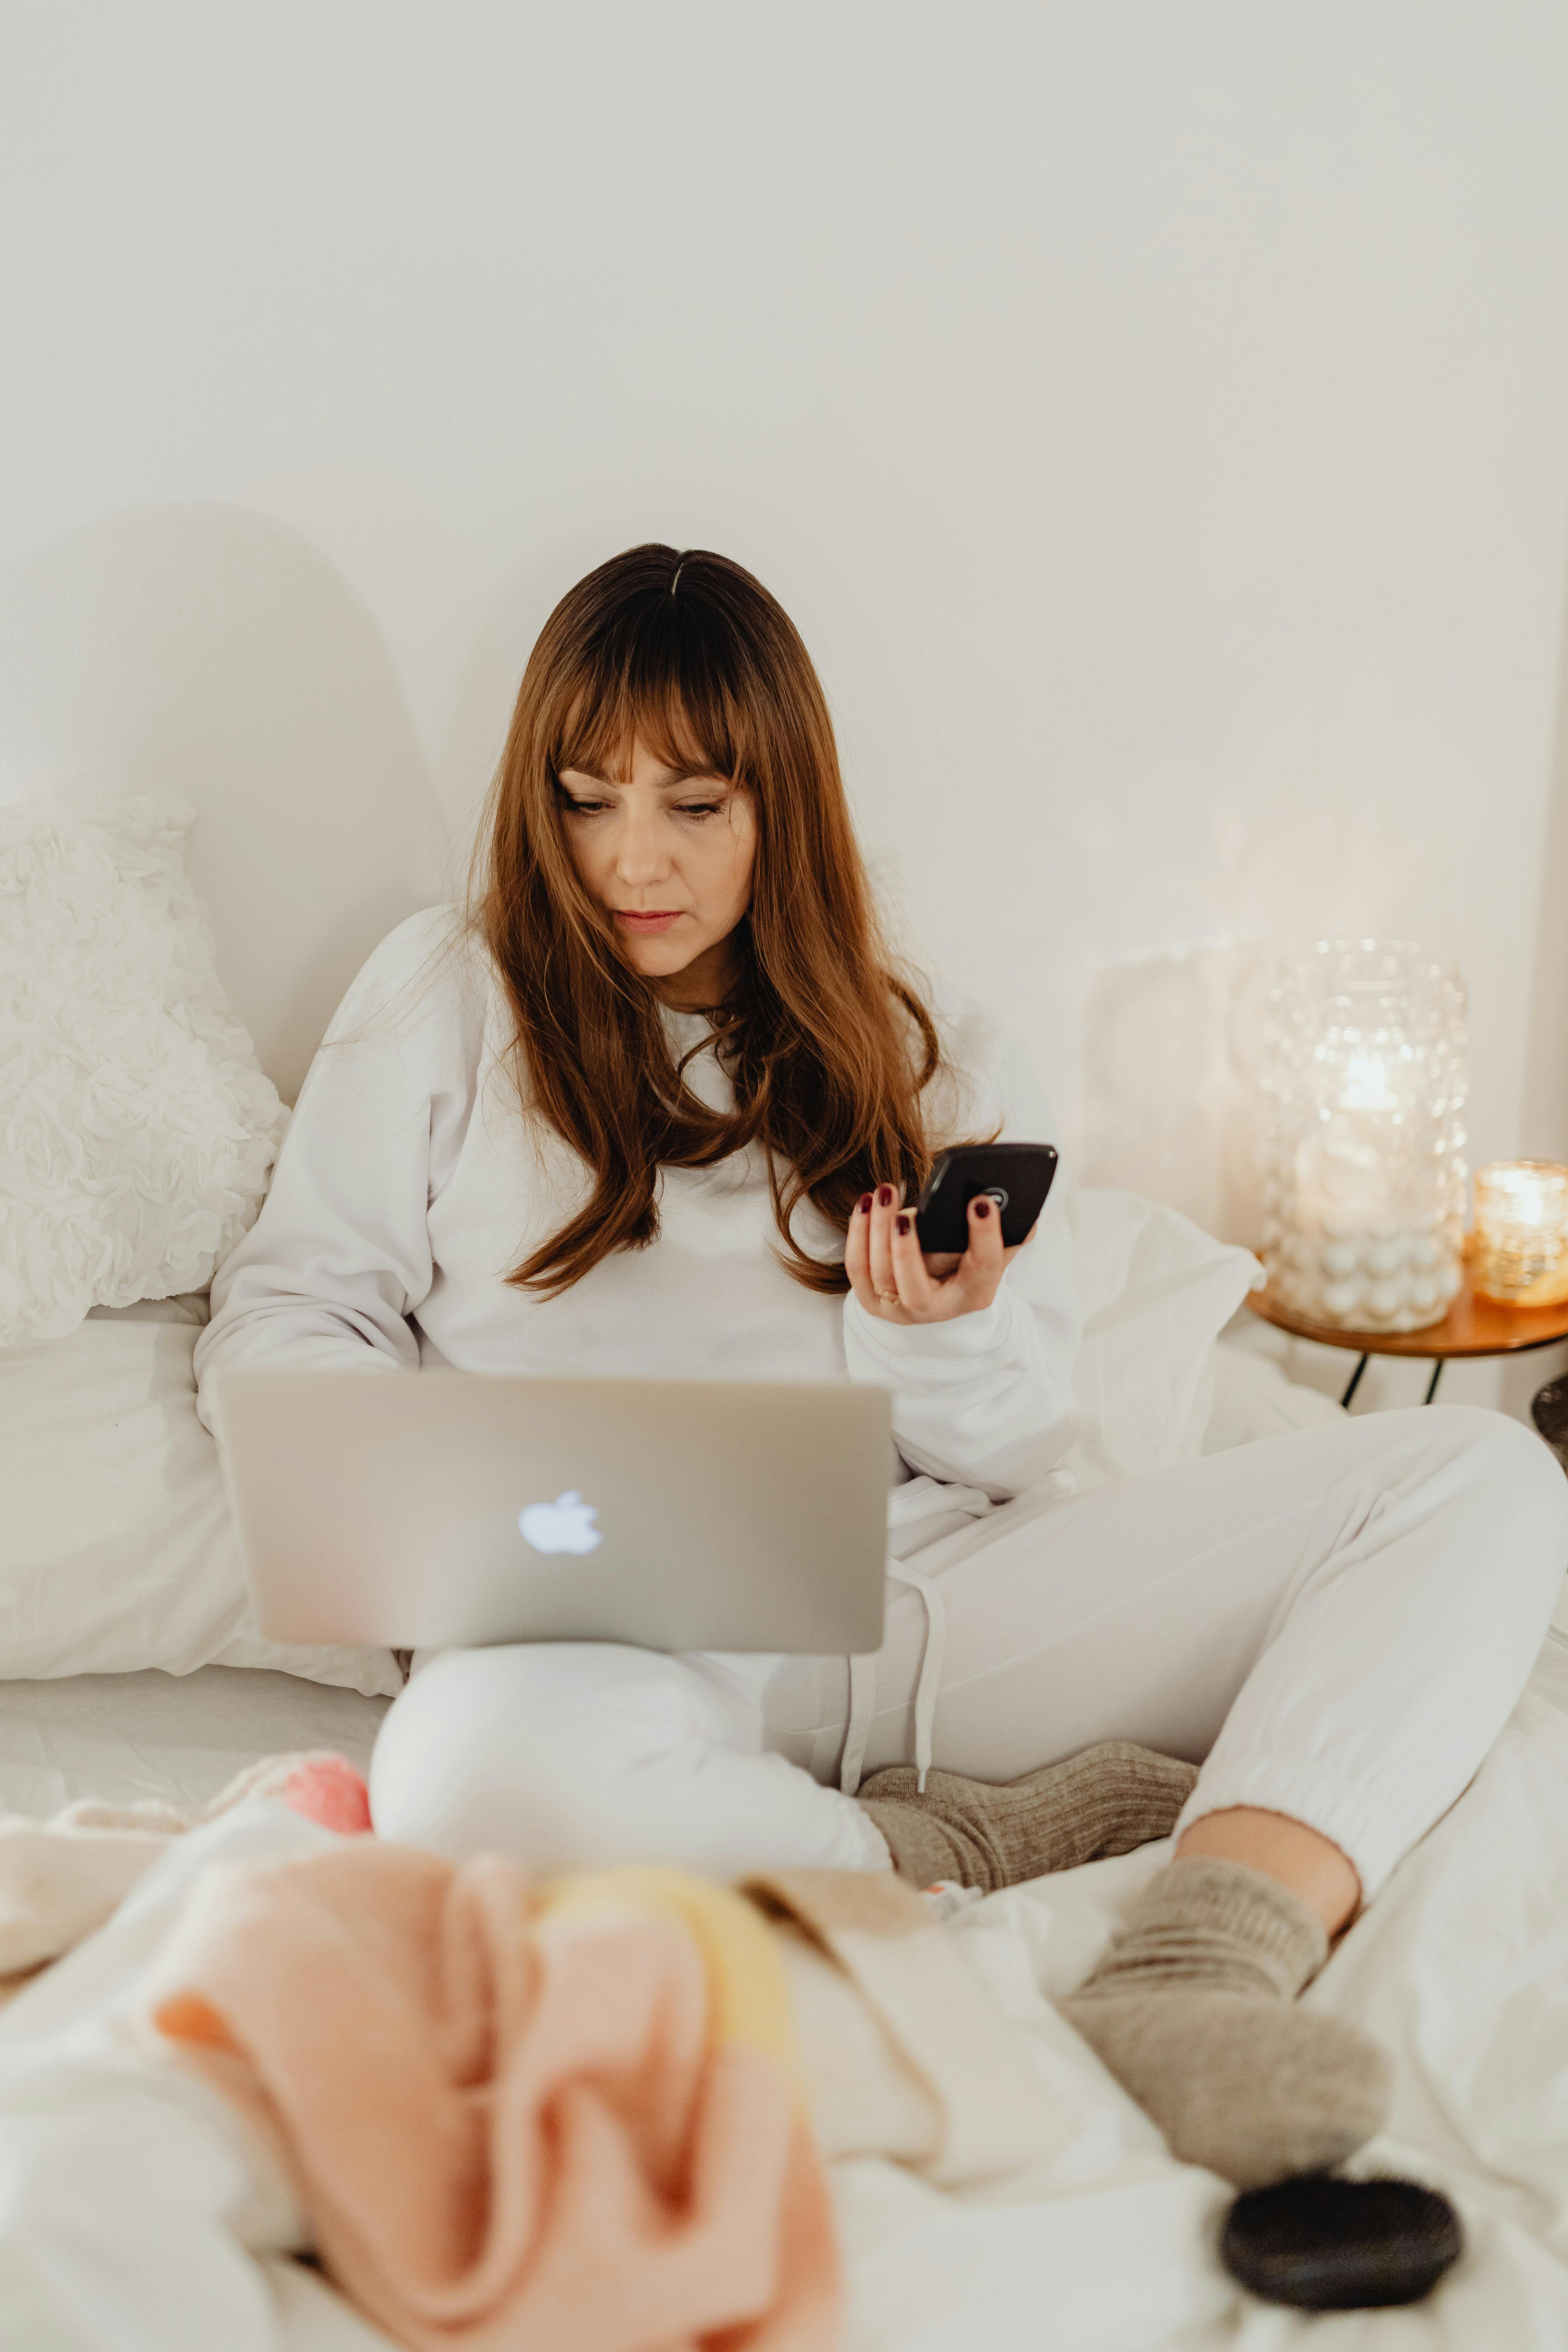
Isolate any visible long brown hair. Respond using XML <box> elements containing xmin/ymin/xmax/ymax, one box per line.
<box><xmin>472</xmin><ymin>542</ymin><xmax>947</xmax><ymax>1297</ymax></box>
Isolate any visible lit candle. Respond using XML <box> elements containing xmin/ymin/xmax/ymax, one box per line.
<box><xmin>1472</xmin><ymin>1163</ymin><xmax>1568</xmax><ymax>1303</ymax></box>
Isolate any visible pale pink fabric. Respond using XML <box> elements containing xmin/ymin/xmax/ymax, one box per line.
<box><xmin>148</xmin><ymin>1842</ymin><xmax>840</xmax><ymax>2352</ymax></box>
<box><xmin>271</xmin><ymin>1754</ymin><xmax>372</xmax><ymax>1835</ymax></box>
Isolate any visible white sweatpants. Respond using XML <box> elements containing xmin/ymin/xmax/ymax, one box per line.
<box><xmin>370</xmin><ymin>1407</ymin><xmax>1568</xmax><ymax>1900</ymax></box>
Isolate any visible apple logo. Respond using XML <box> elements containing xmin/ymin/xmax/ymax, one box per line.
<box><xmin>517</xmin><ymin>1490</ymin><xmax>603</xmax><ymax>1556</ymax></box>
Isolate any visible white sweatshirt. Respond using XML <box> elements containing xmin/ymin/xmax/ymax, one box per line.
<box><xmin>195</xmin><ymin>910</ymin><xmax>1081</xmax><ymax>1501</ymax></box>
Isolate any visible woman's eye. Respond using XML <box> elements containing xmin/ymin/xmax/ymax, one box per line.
<box><xmin>562</xmin><ymin>797</ymin><xmax>609</xmax><ymax>818</ymax></box>
<box><xmin>675</xmin><ymin>802</ymin><xmax>723</xmax><ymax>821</ymax></box>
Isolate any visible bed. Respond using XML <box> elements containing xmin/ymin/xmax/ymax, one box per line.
<box><xmin>4</xmin><ymin>1350</ymin><xmax>1568</xmax><ymax>2350</ymax></box>
<box><xmin>5</xmin><ymin>548</ymin><xmax>1568</xmax><ymax>2346</ymax></box>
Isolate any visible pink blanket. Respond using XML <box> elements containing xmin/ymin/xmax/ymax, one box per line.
<box><xmin>147</xmin><ymin>1843</ymin><xmax>840</xmax><ymax>2352</ymax></box>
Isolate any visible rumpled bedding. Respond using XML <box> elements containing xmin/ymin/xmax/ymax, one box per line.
<box><xmin>4</xmin><ymin>1636</ymin><xmax>1568</xmax><ymax>2348</ymax></box>
<box><xmin>0</xmin><ymin>1799</ymin><xmax>1100</xmax><ymax>2351</ymax></box>
<box><xmin>149</xmin><ymin>1850</ymin><xmax>843</xmax><ymax>2352</ymax></box>
<box><xmin>0</xmin><ymin>1753</ymin><xmax>371</xmax><ymax>1987</ymax></box>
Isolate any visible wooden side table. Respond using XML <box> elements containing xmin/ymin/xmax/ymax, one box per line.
<box><xmin>1246</xmin><ymin>1274</ymin><xmax>1568</xmax><ymax>1408</ymax></box>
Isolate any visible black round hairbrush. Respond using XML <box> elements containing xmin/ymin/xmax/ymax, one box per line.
<box><xmin>1220</xmin><ymin>2175</ymin><xmax>1463</xmax><ymax>2310</ymax></box>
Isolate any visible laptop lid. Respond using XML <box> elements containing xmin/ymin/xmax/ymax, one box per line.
<box><xmin>218</xmin><ymin>1370</ymin><xmax>891</xmax><ymax>1654</ymax></box>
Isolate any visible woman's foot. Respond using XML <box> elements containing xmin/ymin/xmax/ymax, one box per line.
<box><xmin>856</xmin><ymin>1739</ymin><xmax>1198</xmax><ymax>1893</ymax></box>
<box><xmin>1058</xmin><ymin>1855</ymin><xmax>1392</xmax><ymax>2188</ymax></box>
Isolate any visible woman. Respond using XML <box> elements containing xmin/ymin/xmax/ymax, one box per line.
<box><xmin>197</xmin><ymin>544</ymin><xmax>1568</xmax><ymax>2190</ymax></box>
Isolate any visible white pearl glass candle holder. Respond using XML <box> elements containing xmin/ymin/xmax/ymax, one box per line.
<box><xmin>1259</xmin><ymin>942</ymin><xmax>1467</xmax><ymax>1333</ymax></box>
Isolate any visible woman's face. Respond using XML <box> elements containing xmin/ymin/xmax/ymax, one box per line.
<box><xmin>557</xmin><ymin>735</ymin><xmax>757</xmax><ymax>1006</ymax></box>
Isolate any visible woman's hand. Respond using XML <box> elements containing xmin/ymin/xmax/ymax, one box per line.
<box><xmin>844</xmin><ymin>1183</ymin><xmax>1034</xmax><ymax>1326</ymax></box>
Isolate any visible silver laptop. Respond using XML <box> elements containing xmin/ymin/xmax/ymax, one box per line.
<box><xmin>217</xmin><ymin>1369</ymin><xmax>891</xmax><ymax>1654</ymax></box>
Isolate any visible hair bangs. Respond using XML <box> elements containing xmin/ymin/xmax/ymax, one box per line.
<box><xmin>551</xmin><ymin>590</ymin><xmax>747</xmax><ymax>789</ymax></box>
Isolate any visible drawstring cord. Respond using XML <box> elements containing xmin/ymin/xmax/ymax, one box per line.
<box><xmin>838</xmin><ymin>1470</ymin><xmax>1075</xmax><ymax>1804</ymax></box>
<box><xmin>839</xmin><ymin>1560</ymin><xmax>948</xmax><ymax>1799</ymax></box>
<box><xmin>839</xmin><ymin>1653</ymin><xmax>877</xmax><ymax>1798</ymax></box>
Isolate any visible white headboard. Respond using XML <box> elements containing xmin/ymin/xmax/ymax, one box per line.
<box><xmin>0</xmin><ymin>503</ymin><xmax>452</xmax><ymax>1102</ymax></box>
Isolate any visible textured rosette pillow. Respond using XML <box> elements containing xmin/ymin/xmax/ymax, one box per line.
<box><xmin>0</xmin><ymin>790</ymin><xmax>286</xmax><ymax>1343</ymax></box>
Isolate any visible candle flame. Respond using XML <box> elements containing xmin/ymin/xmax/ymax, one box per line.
<box><xmin>1339</xmin><ymin>1054</ymin><xmax>1394</xmax><ymax>1111</ymax></box>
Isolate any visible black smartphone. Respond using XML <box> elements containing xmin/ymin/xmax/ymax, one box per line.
<box><xmin>914</xmin><ymin>1141</ymin><xmax>1058</xmax><ymax>1254</ymax></box>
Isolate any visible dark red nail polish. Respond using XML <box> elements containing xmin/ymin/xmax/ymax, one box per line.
<box><xmin>858</xmin><ymin>1193</ymin><xmax>873</xmax><ymax>1214</ymax></box>
<box><xmin>877</xmin><ymin>1186</ymin><xmax>894</xmax><ymax>1208</ymax></box>
<box><xmin>896</xmin><ymin>1213</ymin><xmax>911</xmax><ymax>1237</ymax></box>
<box><xmin>974</xmin><ymin>1198</ymin><xmax>990</xmax><ymax>1219</ymax></box>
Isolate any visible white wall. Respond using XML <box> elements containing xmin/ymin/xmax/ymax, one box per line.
<box><xmin>5</xmin><ymin>2</ymin><xmax>1568</xmax><ymax>1353</ymax></box>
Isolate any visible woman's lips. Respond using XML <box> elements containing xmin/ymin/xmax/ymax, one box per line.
<box><xmin>614</xmin><ymin>910</ymin><xmax>684</xmax><ymax>932</ymax></box>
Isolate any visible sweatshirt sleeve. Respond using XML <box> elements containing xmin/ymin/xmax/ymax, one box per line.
<box><xmin>193</xmin><ymin>910</ymin><xmax>479</xmax><ymax>1437</ymax></box>
<box><xmin>840</xmin><ymin>1005</ymin><xmax>1080</xmax><ymax>1499</ymax></box>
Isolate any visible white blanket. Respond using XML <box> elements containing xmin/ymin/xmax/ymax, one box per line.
<box><xmin>2</xmin><ymin>1634</ymin><xmax>1568</xmax><ymax>2348</ymax></box>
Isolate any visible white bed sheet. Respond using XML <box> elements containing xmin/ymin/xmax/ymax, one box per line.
<box><xmin>0</xmin><ymin>1666</ymin><xmax>391</xmax><ymax>1822</ymax></box>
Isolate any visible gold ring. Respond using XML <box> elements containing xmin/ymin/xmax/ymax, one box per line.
<box><xmin>875</xmin><ymin>1289</ymin><xmax>899</xmax><ymax>1307</ymax></box>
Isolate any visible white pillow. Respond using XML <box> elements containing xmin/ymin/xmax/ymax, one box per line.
<box><xmin>0</xmin><ymin>790</ymin><xmax>286</xmax><ymax>1345</ymax></box>
<box><xmin>1064</xmin><ymin>1188</ymin><xmax>1264</xmax><ymax>1487</ymax></box>
<box><xmin>1203</xmin><ymin>1339</ymin><xmax>1347</xmax><ymax>1453</ymax></box>
<box><xmin>0</xmin><ymin>1313</ymin><xmax>401</xmax><ymax>1694</ymax></box>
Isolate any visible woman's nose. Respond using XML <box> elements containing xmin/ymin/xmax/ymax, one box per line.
<box><xmin>614</xmin><ymin>810</ymin><xmax>673</xmax><ymax>887</ymax></box>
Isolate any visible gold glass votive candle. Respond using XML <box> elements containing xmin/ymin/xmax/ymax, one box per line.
<box><xmin>1472</xmin><ymin>1162</ymin><xmax>1568</xmax><ymax>1302</ymax></box>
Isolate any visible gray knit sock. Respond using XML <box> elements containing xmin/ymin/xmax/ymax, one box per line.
<box><xmin>1058</xmin><ymin>1856</ymin><xmax>1393</xmax><ymax>2189</ymax></box>
<box><xmin>857</xmin><ymin>1740</ymin><xmax>1199</xmax><ymax>1895</ymax></box>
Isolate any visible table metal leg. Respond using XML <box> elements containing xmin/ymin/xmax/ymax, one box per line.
<box><xmin>1424</xmin><ymin>1359</ymin><xmax>1444</xmax><ymax>1404</ymax></box>
<box><xmin>1340</xmin><ymin>1354</ymin><xmax>1370</xmax><ymax>1409</ymax></box>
